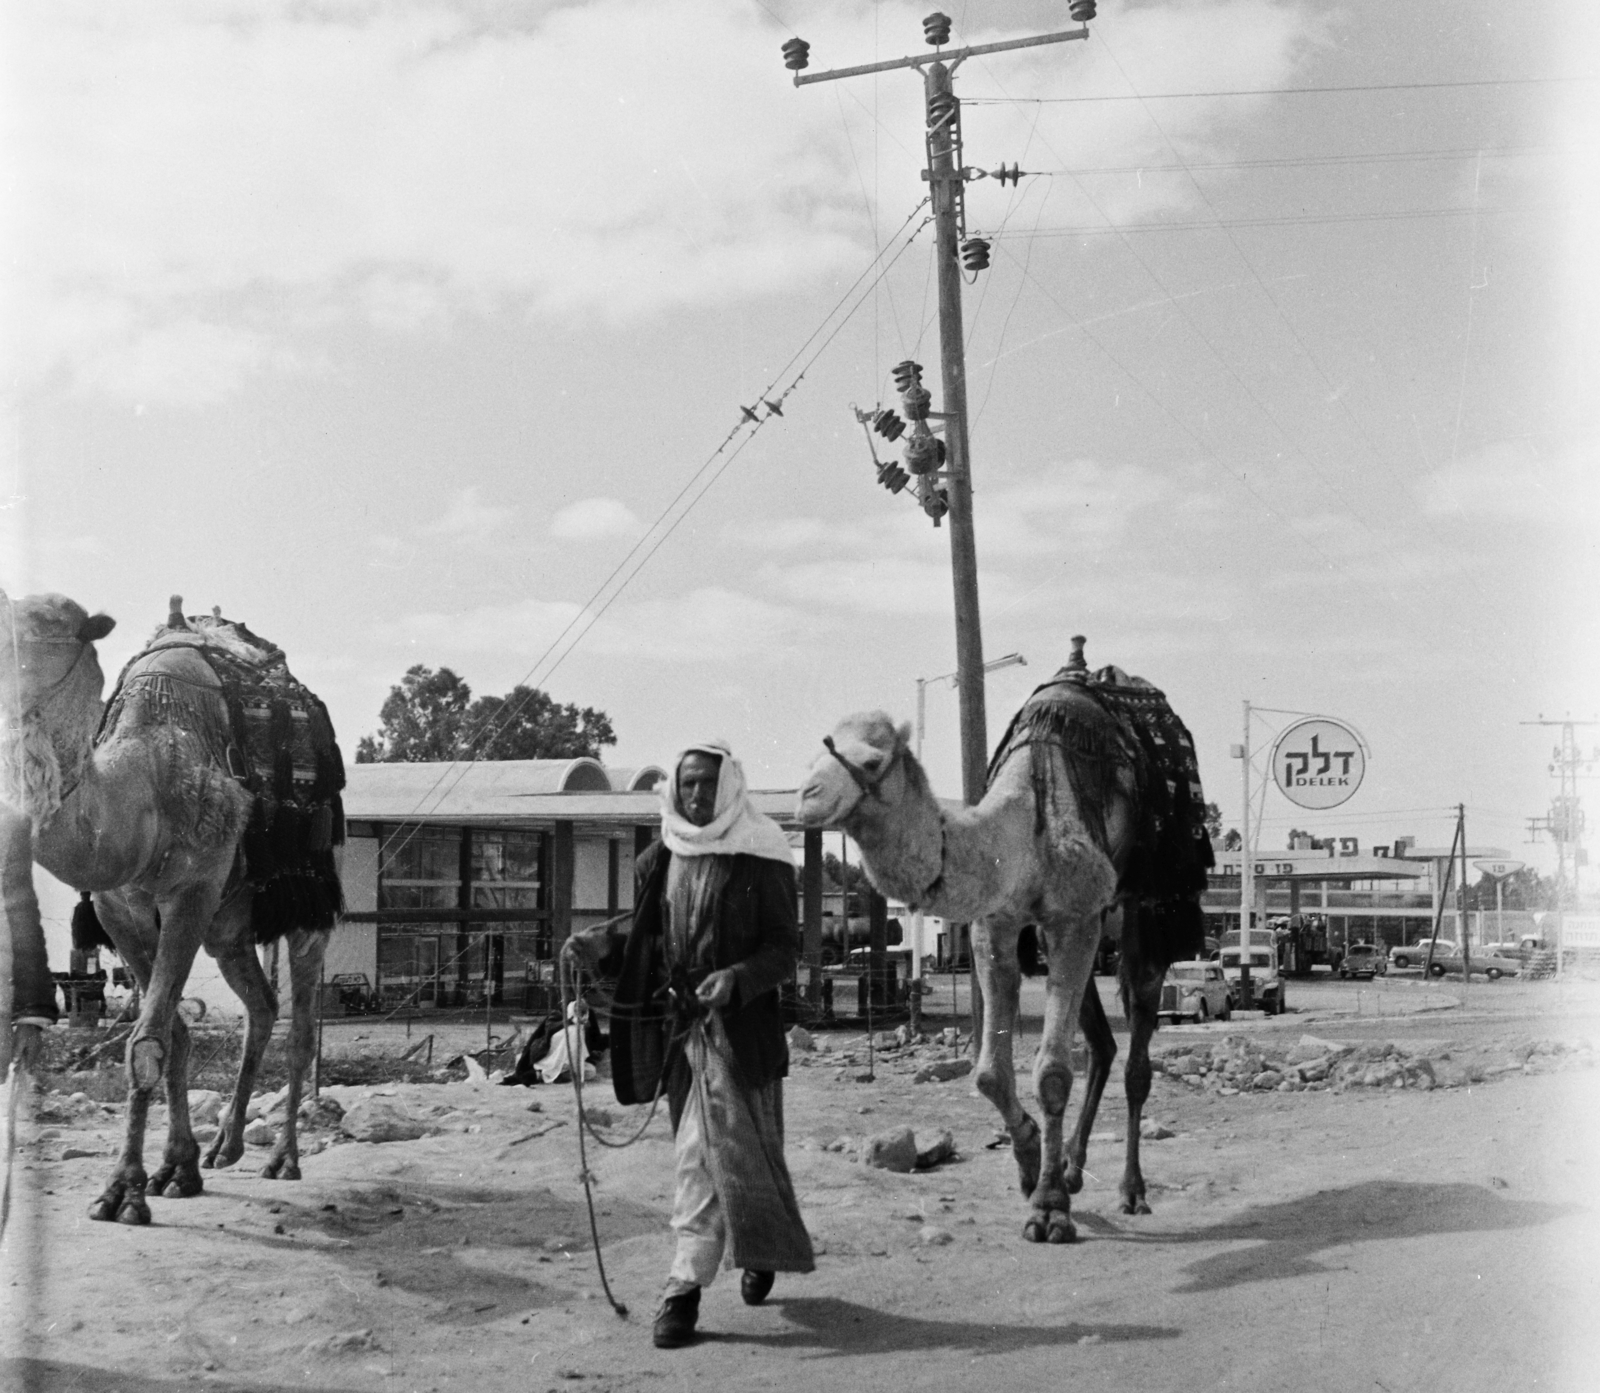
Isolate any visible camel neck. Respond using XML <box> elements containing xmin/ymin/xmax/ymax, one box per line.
<box><xmin>34</xmin><ymin>754</ymin><xmax>159</xmax><ymax>891</ymax></box>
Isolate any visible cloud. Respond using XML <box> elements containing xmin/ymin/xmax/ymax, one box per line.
<box><xmin>379</xmin><ymin>584</ymin><xmax>816</xmax><ymax>665</ymax></box>
<box><xmin>420</xmin><ymin>486</ymin><xmax>513</xmax><ymax>538</ymax></box>
<box><xmin>1419</xmin><ymin>440</ymin><xmax>1596</xmax><ymax>530</ymax></box>
<box><xmin>549</xmin><ymin>497</ymin><xmax>646</xmax><ymax>542</ymax></box>
<box><xmin>7</xmin><ymin>0</ymin><xmax>1325</xmax><ymax>402</ymax></box>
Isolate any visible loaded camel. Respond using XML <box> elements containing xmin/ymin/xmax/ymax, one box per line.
<box><xmin>796</xmin><ymin>638</ymin><xmax>1212</xmax><ymax>1244</ymax></box>
<box><xmin>0</xmin><ymin>592</ymin><xmax>344</xmax><ymax>1224</ymax></box>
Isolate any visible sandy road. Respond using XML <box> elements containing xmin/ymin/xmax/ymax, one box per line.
<box><xmin>3</xmin><ymin>975</ymin><xmax>1597</xmax><ymax>1393</ymax></box>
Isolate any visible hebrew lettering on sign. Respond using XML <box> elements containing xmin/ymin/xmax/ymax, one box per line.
<box><xmin>1271</xmin><ymin>718</ymin><xmax>1367</xmax><ymax>810</ymax></box>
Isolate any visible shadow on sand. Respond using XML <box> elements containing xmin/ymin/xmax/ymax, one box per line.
<box><xmin>1126</xmin><ymin>1180</ymin><xmax>1572</xmax><ymax>1293</ymax></box>
<box><xmin>3</xmin><ymin>1359</ymin><xmax>354</xmax><ymax>1393</ymax></box>
<box><xmin>722</xmin><ymin>1295</ymin><xmax>1179</xmax><ymax>1356</ymax></box>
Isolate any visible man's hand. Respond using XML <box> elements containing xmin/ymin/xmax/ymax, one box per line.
<box><xmin>560</xmin><ymin>934</ymin><xmax>600</xmax><ymax>979</ymax></box>
<box><xmin>8</xmin><ymin>1023</ymin><xmax>44</xmax><ymax>1074</ymax></box>
<box><xmin>696</xmin><ymin>969</ymin><xmax>737</xmax><ymax>1010</ymax></box>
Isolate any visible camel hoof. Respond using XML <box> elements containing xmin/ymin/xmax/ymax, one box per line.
<box><xmin>1022</xmin><ymin>1216</ymin><xmax>1047</xmax><ymax>1243</ymax></box>
<box><xmin>88</xmin><ymin>1198</ymin><xmax>118</xmax><ymax>1223</ymax></box>
<box><xmin>1120</xmin><ymin>1197</ymin><xmax>1152</xmax><ymax>1216</ymax></box>
<box><xmin>116</xmin><ymin>1199</ymin><xmax>151</xmax><ymax>1226</ymax></box>
<box><xmin>160</xmin><ymin>1178</ymin><xmax>202</xmax><ymax>1199</ymax></box>
<box><xmin>1046</xmin><ymin>1210</ymin><xmax>1077</xmax><ymax>1244</ymax></box>
<box><xmin>261</xmin><ymin>1158</ymin><xmax>301</xmax><ymax>1181</ymax></box>
<box><xmin>1012</xmin><ymin>1115</ymin><xmax>1042</xmax><ymax>1198</ymax></box>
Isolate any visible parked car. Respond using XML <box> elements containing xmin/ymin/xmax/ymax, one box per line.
<box><xmin>1159</xmin><ymin>960</ymin><xmax>1232</xmax><ymax>1024</ymax></box>
<box><xmin>1218</xmin><ymin>944</ymin><xmax>1287</xmax><ymax>1015</ymax></box>
<box><xmin>1339</xmin><ymin>943</ymin><xmax>1388</xmax><ymax>980</ymax></box>
<box><xmin>1425</xmin><ymin>948</ymin><xmax>1522</xmax><ymax>981</ymax></box>
<box><xmin>1389</xmin><ymin>940</ymin><xmax>1458</xmax><ymax>970</ymax></box>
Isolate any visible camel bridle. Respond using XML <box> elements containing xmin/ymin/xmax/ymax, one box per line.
<box><xmin>821</xmin><ymin>734</ymin><xmax>901</xmax><ymax>811</ymax></box>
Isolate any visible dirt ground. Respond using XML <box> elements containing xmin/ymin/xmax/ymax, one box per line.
<box><xmin>4</xmin><ymin>972</ymin><xmax>1598</xmax><ymax>1393</ymax></box>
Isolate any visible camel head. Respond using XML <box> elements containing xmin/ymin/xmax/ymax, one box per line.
<box><xmin>795</xmin><ymin>710</ymin><xmax>946</xmax><ymax>906</ymax></box>
<box><xmin>795</xmin><ymin>710</ymin><xmax>914</xmax><ymax>830</ymax></box>
<box><xmin>0</xmin><ymin>594</ymin><xmax>115</xmax><ymax>705</ymax></box>
<box><xmin>0</xmin><ymin>592</ymin><xmax>116</xmax><ymax>830</ymax></box>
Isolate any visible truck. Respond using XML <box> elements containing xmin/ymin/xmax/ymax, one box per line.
<box><xmin>818</xmin><ymin>912</ymin><xmax>903</xmax><ymax>965</ymax></box>
<box><xmin>1276</xmin><ymin>914</ymin><xmax>1343</xmax><ymax>977</ymax></box>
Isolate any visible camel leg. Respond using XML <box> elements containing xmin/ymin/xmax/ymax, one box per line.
<box><xmin>205</xmin><ymin>933</ymin><xmax>279</xmax><ymax>1172</ymax></box>
<box><xmin>1024</xmin><ymin>917</ymin><xmax>1098</xmax><ymax>1244</ymax></box>
<box><xmin>89</xmin><ymin>887</ymin><xmax>209</xmax><ymax>1225</ymax></box>
<box><xmin>147</xmin><ymin>1010</ymin><xmax>203</xmax><ymax>1198</ymax></box>
<box><xmin>1117</xmin><ymin>951</ymin><xmax>1165</xmax><ymax>1216</ymax></box>
<box><xmin>969</xmin><ymin>919</ymin><xmax>1041</xmax><ymax>1205</ymax></box>
<box><xmin>261</xmin><ymin>928</ymin><xmax>329</xmax><ymax>1180</ymax></box>
<box><xmin>1064</xmin><ymin>974</ymin><xmax>1117</xmax><ymax>1197</ymax></box>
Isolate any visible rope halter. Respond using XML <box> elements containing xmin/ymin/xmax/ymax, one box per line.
<box><xmin>821</xmin><ymin>732</ymin><xmax>902</xmax><ymax>810</ymax></box>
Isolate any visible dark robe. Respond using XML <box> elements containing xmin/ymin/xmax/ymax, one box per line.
<box><xmin>600</xmin><ymin>841</ymin><xmax>798</xmax><ymax>1126</ymax></box>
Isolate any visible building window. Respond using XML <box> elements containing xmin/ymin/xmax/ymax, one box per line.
<box><xmin>376</xmin><ymin>827</ymin><xmax>461</xmax><ymax>1007</ymax></box>
<box><xmin>473</xmin><ymin>830</ymin><xmax>550</xmax><ymax>980</ymax></box>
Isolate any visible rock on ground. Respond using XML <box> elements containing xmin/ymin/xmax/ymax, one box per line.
<box><xmin>339</xmin><ymin>1097</ymin><xmax>432</xmax><ymax>1143</ymax></box>
<box><xmin>862</xmin><ymin>1127</ymin><xmax>918</xmax><ymax>1173</ymax></box>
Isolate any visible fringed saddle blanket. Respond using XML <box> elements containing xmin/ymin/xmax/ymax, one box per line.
<box><xmin>986</xmin><ymin>661</ymin><xmax>1214</xmax><ymax>965</ymax></box>
<box><xmin>94</xmin><ymin>612</ymin><xmax>346</xmax><ymax>943</ymax></box>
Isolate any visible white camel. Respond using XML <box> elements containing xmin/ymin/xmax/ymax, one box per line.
<box><xmin>796</xmin><ymin>640</ymin><xmax>1212</xmax><ymax>1243</ymax></box>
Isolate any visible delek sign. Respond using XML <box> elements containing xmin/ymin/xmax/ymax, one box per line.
<box><xmin>1271</xmin><ymin>718</ymin><xmax>1366</xmax><ymax>810</ymax></box>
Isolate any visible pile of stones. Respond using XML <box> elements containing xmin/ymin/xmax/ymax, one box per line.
<box><xmin>1152</xmin><ymin>1032</ymin><xmax>1595</xmax><ymax>1094</ymax></box>
<box><xmin>787</xmin><ymin>1023</ymin><xmax>973</xmax><ymax>1085</ymax></box>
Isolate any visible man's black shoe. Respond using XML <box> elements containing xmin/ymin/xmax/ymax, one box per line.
<box><xmin>653</xmin><ymin>1287</ymin><xmax>700</xmax><ymax>1348</ymax></box>
<box><xmin>740</xmin><ymin>1270</ymin><xmax>775</xmax><ymax>1306</ymax></box>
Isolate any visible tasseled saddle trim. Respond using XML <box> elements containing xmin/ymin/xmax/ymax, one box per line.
<box><xmin>94</xmin><ymin>623</ymin><xmax>347</xmax><ymax>945</ymax></box>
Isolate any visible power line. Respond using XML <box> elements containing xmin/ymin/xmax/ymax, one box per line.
<box><xmin>1025</xmin><ymin>143</ymin><xmax>1572</xmax><ymax>176</ymax></box>
<box><xmin>374</xmin><ymin>210</ymin><xmax>935</xmax><ymax>862</ymax></box>
<box><xmin>963</xmin><ymin>74</ymin><xmax>1599</xmax><ymax>104</ymax></box>
<box><xmin>1090</xmin><ymin>33</ymin><xmax>1500</xmax><ymax>621</ymax></box>
<box><xmin>982</xmin><ymin>204</ymin><xmax>1552</xmax><ymax>237</ymax></box>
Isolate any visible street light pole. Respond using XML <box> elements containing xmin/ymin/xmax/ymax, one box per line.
<box><xmin>909</xmin><ymin>651</ymin><xmax>1025</xmax><ymax>1003</ymax></box>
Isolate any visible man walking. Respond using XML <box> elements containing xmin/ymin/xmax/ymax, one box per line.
<box><xmin>562</xmin><ymin>740</ymin><xmax>813</xmax><ymax>1348</ymax></box>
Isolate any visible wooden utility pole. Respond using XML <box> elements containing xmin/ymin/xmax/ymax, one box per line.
<box><xmin>924</xmin><ymin>58</ymin><xmax>986</xmax><ymax>801</ymax></box>
<box><xmin>786</xmin><ymin>11</ymin><xmax>1093</xmax><ymax>803</ymax></box>
<box><xmin>1237</xmin><ymin>701</ymin><xmax>1254</xmax><ymax>995</ymax></box>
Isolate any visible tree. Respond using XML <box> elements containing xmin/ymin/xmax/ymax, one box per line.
<box><xmin>1467</xmin><ymin>866</ymin><xmax>1556</xmax><ymax>913</ymax></box>
<box><xmin>355</xmin><ymin>665</ymin><xmax>473</xmax><ymax>763</ymax></box>
<box><xmin>822</xmin><ymin>851</ymin><xmax>871</xmax><ymax>900</ymax></box>
<box><xmin>1203</xmin><ymin>801</ymin><xmax>1223</xmax><ymax>840</ymax></box>
<box><xmin>355</xmin><ymin>666</ymin><xmax>617</xmax><ymax>763</ymax></box>
<box><xmin>466</xmin><ymin>686</ymin><xmax>616</xmax><ymax>761</ymax></box>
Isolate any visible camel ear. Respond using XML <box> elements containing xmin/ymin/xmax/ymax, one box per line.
<box><xmin>896</xmin><ymin>721</ymin><xmax>913</xmax><ymax>750</ymax></box>
<box><xmin>78</xmin><ymin>613</ymin><xmax>116</xmax><ymax>643</ymax></box>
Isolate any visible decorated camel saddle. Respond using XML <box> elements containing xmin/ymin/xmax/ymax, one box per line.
<box><xmin>986</xmin><ymin>635</ymin><xmax>1213</xmax><ymax>955</ymax></box>
<box><xmin>90</xmin><ymin>596</ymin><xmax>346</xmax><ymax>942</ymax></box>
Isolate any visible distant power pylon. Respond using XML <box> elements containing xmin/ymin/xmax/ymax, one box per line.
<box><xmin>1523</xmin><ymin>714</ymin><xmax>1600</xmax><ymax>900</ymax></box>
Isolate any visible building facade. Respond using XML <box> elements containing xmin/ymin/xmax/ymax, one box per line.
<box><xmin>1203</xmin><ymin>834</ymin><xmax>1524</xmax><ymax>950</ymax></box>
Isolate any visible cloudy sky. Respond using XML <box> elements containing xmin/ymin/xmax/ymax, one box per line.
<box><xmin>3</xmin><ymin>0</ymin><xmax>1597</xmax><ymax>883</ymax></box>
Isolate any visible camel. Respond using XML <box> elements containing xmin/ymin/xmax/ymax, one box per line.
<box><xmin>0</xmin><ymin>591</ymin><xmax>344</xmax><ymax>1224</ymax></box>
<box><xmin>796</xmin><ymin>638</ymin><xmax>1212</xmax><ymax>1244</ymax></box>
